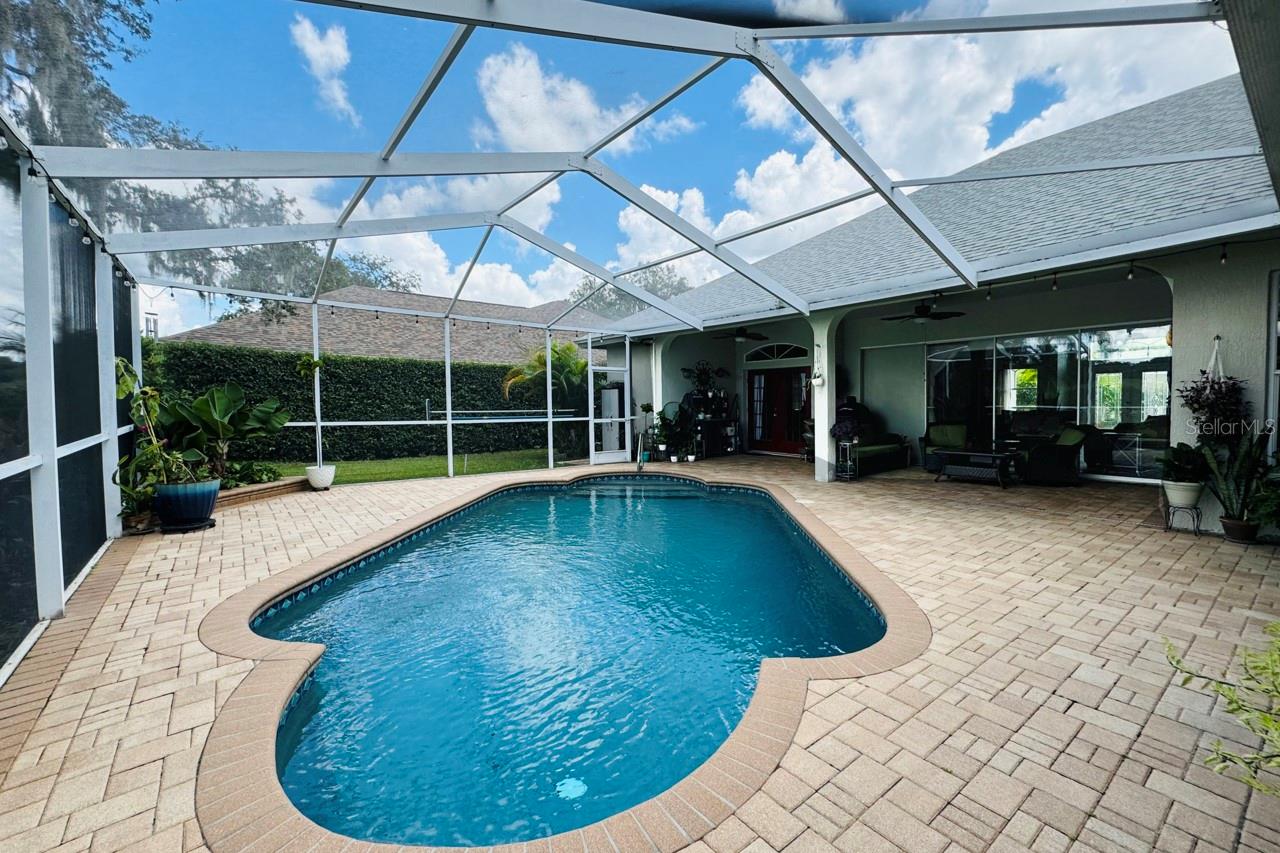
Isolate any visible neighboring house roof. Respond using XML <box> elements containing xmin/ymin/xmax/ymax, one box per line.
<box><xmin>617</xmin><ymin>74</ymin><xmax>1278</xmax><ymax>333</ymax></box>
<box><xmin>164</xmin><ymin>286</ymin><xmax>602</xmax><ymax>364</ymax></box>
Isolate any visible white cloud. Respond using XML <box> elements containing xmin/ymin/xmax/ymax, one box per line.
<box><xmin>290</xmin><ymin>14</ymin><xmax>361</xmax><ymax>127</ymax></box>
<box><xmin>739</xmin><ymin>4</ymin><xmax>1236</xmax><ymax>178</ymax></box>
<box><xmin>772</xmin><ymin>0</ymin><xmax>846</xmax><ymax>24</ymax></box>
<box><xmin>471</xmin><ymin>44</ymin><xmax>699</xmax><ymax>155</ymax></box>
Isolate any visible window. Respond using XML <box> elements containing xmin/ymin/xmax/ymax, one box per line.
<box><xmin>1002</xmin><ymin>369</ymin><xmax>1039</xmax><ymax>410</ymax></box>
<box><xmin>1093</xmin><ymin>373</ymin><xmax>1123</xmax><ymax>428</ymax></box>
<box><xmin>144</xmin><ymin>313</ymin><xmax>159</xmax><ymax>339</ymax></box>
<box><xmin>1142</xmin><ymin>371</ymin><xmax>1170</xmax><ymax>418</ymax></box>
<box><xmin>746</xmin><ymin>343</ymin><xmax>808</xmax><ymax>362</ymax></box>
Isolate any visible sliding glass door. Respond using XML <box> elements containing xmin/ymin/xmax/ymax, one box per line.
<box><xmin>923</xmin><ymin>323</ymin><xmax>1172</xmax><ymax>479</ymax></box>
<box><xmin>1080</xmin><ymin>326</ymin><xmax>1172</xmax><ymax>478</ymax></box>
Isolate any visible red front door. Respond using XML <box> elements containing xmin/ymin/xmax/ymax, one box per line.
<box><xmin>748</xmin><ymin>367</ymin><xmax>811</xmax><ymax>455</ymax></box>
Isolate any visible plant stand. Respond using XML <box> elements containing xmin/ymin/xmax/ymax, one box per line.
<box><xmin>836</xmin><ymin>441</ymin><xmax>860</xmax><ymax>482</ymax></box>
<box><xmin>1164</xmin><ymin>505</ymin><xmax>1202</xmax><ymax>536</ymax></box>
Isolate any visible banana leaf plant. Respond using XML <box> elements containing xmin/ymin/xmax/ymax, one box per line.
<box><xmin>114</xmin><ymin>359</ymin><xmax>210</xmax><ymax>515</ymax></box>
<box><xmin>1201</xmin><ymin>430</ymin><xmax>1274</xmax><ymax>521</ymax></box>
<box><xmin>160</xmin><ymin>383</ymin><xmax>291</xmax><ymax>479</ymax></box>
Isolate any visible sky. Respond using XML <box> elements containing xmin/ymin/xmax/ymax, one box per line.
<box><xmin>100</xmin><ymin>0</ymin><xmax>1241</xmax><ymax>334</ymax></box>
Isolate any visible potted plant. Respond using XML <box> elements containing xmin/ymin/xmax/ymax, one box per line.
<box><xmin>654</xmin><ymin>410</ymin><xmax>672</xmax><ymax>453</ymax></box>
<box><xmin>1177</xmin><ymin>370</ymin><xmax>1250</xmax><ymax>448</ymax></box>
<box><xmin>1201</xmin><ymin>431</ymin><xmax>1273</xmax><ymax>543</ymax></box>
<box><xmin>1161</xmin><ymin>443</ymin><xmax>1206</xmax><ymax>509</ymax></box>
<box><xmin>685</xmin><ymin>443</ymin><xmax>697</xmax><ymax>463</ymax></box>
<box><xmin>114</xmin><ymin>359</ymin><xmax>219</xmax><ymax>533</ymax></box>
<box><xmin>297</xmin><ymin>355</ymin><xmax>335</xmax><ymax>490</ymax></box>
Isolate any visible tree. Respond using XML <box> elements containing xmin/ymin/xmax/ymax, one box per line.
<box><xmin>566</xmin><ymin>265</ymin><xmax>692</xmax><ymax>320</ymax></box>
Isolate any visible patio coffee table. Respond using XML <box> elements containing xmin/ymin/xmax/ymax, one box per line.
<box><xmin>935</xmin><ymin>449</ymin><xmax>1015</xmax><ymax>488</ymax></box>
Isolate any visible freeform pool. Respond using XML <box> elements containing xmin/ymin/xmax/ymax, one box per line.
<box><xmin>257</xmin><ymin>476</ymin><xmax>886</xmax><ymax>846</ymax></box>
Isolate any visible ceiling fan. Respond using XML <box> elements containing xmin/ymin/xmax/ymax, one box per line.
<box><xmin>880</xmin><ymin>297</ymin><xmax>966</xmax><ymax>324</ymax></box>
<box><xmin>713</xmin><ymin>326</ymin><xmax>769</xmax><ymax>342</ymax></box>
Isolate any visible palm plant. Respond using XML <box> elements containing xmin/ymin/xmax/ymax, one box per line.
<box><xmin>501</xmin><ymin>342</ymin><xmax>589</xmax><ymax>410</ymax></box>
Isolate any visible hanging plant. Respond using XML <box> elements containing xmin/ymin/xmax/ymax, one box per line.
<box><xmin>1177</xmin><ymin>370</ymin><xmax>1250</xmax><ymax>447</ymax></box>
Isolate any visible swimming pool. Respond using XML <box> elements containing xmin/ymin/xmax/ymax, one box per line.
<box><xmin>257</xmin><ymin>476</ymin><xmax>885</xmax><ymax>846</ymax></box>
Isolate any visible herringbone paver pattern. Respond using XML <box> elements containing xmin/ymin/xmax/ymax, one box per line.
<box><xmin>0</xmin><ymin>458</ymin><xmax>1276</xmax><ymax>852</ymax></box>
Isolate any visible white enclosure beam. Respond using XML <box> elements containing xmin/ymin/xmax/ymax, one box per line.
<box><xmin>108</xmin><ymin>212</ymin><xmax>492</xmax><ymax>254</ymax></box>
<box><xmin>135</xmin><ymin>275</ymin><xmax>618</xmax><ymax>333</ymax></box>
<box><xmin>498</xmin><ymin>57</ymin><xmax>728</xmax><ymax>216</ymax></box>
<box><xmin>381</xmin><ymin>25</ymin><xmax>475</xmax><ymax>159</ymax></box>
<box><xmin>495</xmin><ymin>214</ymin><xmax>705</xmax><ymax>330</ymax></box>
<box><xmin>34</xmin><ymin>147</ymin><xmax>577</xmax><ymax>180</ymax></box>
<box><xmin>896</xmin><ymin>146</ymin><xmax>1264</xmax><ymax>187</ymax></box>
<box><xmin>298</xmin><ymin>0</ymin><xmax>745</xmax><ymax>55</ymax></box>
<box><xmin>545</xmin><ymin>332</ymin><xmax>555</xmax><ymax>469</ymax></box>
<box><xmin>757</xmin><ymin>2</ymin><xmax>1224</xmax><ymax>40</ymax></box>
<box><xmin>444</xmin><ymin>319</ymin><xmax>454</xmax><ymax>478</ymax></box>
<box><xmin>445</xmin><ymin>225</ymin><xmax>495</xmax><ymax>316</ymax></box>
<box><xmin>310</xmin><ymin>304</ymin><xmax>324</xmax><ymax>469</ymax></box>
<box><xmin>744</xmin><ymin>41</ymin><xmax>978</xmax><ymax>288</ymax></box>
<box><xmin>315</xmin><ymin>24</ymin><xmax>477</xmax><ymax>298</ymax></box>
<box><xmin>579</xmin><ymin>157</ymin><xmax>812</xmax><ymax>313</ymax></box>
<box><xmin>21</xmin><ymin>163</ymin><xmax>65</xmax><ymax>619</ymax></box>
<box><xmin>94</xmin><ymin>250</ymin><xmax>122</xmax><ymax>539</ymax></box>
<box><xmin>135</xmin><ymin>278</ymin><xmax>315</xmax><ymax>305</ymax></box>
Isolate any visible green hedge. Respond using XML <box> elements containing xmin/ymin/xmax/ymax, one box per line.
<box><xmin>147</xmin><ymin>340</ymin><xmax>554</xmax><ymax>462</ymax></box>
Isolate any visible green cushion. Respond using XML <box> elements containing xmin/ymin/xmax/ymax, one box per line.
<box><xmin>1056</xmin><ymin>427</ymin><xmax>1087</xmax><ymax>446</ymax></box>
<box><xmin>928</xmin><ymin>424</ymin><xmax>966</xmax><ymax>448</ymax></box>
<box><xmin>853</xmin><ymin>443</ymin><xmax>903</xmax><ymax>459</ymax></box>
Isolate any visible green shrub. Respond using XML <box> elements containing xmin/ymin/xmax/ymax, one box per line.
<box><xmin>1166</xmin><ymin>623</ymin><xmax>1280</xmax><ymax>797</ymax></box>
<box><xmin>148</xmin><ymin>341</ymin><xmax>548</xmax><ymax>461</ymax></box>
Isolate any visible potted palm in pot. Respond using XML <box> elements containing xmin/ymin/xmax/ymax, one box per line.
<box><xmin>1201</xmin><ymin>431</ymin><xmax>1273</xmax><ymax>544</ymax></box>
<box><xmin>115</xmin><ymin>359</ymin><xmax>218</xmax><ymax>533</ymax></box>
<box><xmin>1160</xmin><ymin>443</ymin><xmax>1206</xmax><ymax>509</ymax></box>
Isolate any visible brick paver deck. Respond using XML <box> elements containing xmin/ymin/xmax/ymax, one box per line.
<box><xmin>0</xmin><ymin>458</ymin><xmax>1277</xmax><ymax>852</ymax></box>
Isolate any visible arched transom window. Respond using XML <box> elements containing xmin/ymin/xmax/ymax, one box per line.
<box><xmin>746</xmin><ymin>343</ymin><xmax>809</xmax><ymax>363</ymax></box>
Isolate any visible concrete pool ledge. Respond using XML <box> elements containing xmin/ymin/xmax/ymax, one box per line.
<box><xmin>195</xmin><ymin>467</ymin><xmax>933</xmax><ymax>853</ymax></box>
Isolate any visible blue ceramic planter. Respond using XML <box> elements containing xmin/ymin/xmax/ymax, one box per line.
<box><xmin>154</xmin><ymin>480</ymin><xmax>221</xmax><ymax>532</ymax></box>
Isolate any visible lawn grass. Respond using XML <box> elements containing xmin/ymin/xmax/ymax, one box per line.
<box><xmin>271</xmin><ymin>448</ymin><xmax>554</xmax><ymax>486</ymax></box>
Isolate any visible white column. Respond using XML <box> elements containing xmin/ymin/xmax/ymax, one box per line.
<box><xmin>810</xmin><ymin>313</ymin><xmax>840</xmax><ymax>482</ymax></box>
<box><xmin>651</xmin><ymin>335</ymin><xmax>670</xmax><ymax>411</ymax></box>
<box><xmin>444</xmin><ymin>319</ymin><xmax>454</xmax><ymax>477</ymax></box>
<box><xmin>130</xmin><ymin>282</ymin><xmax>142</xmax><ymax>378</ymax></box>
<box><xmin>310</xmin><ymin>304</ymin><xmax>324</xmax><ymax>469</ymax></box>
<box><xmin>586</xmin><ymin>334</ymin><xmax>594</xmax><ymax>465</ymax></box>
<box><xmin>95</xmin><ymin>250</ymin><xmax>122</xmax><ymax>538</ymax></box>
<box><xmin>546</xmin><ymin>331</ymin><xmax>555</xmax><ymax>469</ymax></box>
<box><xmin>22</xmin><ymin>163</ymin><xmax>65</xmax><ymax>619</ymax></box>
<box><xmin>623</xmin><ymin>336</ymin><xmax>633</xmax><ymax>461</ymax></box>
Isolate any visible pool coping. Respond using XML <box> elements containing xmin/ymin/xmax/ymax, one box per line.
<box><xmin>195</xmin><ymin>467</ymin><xmax>933</xmax><ymax>853</ymax></box>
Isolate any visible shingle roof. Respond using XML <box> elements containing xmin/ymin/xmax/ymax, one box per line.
<box><xmin>616</xmin><ymin>74</ymin><xmax>1277</xmax><ymax>332</ymax></box>
<box><xmin>164</xmin><ymin>286</ymin><xmax>600</xmax><ymax>364</ymax></box>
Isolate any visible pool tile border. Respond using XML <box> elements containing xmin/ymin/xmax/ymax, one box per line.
<box><xmin>196</xmin><ymin>467</ymin><xmax>933</xmax><ymax>853</ymax></box>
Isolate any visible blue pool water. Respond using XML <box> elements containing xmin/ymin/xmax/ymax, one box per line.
<box><xmin>260</xmin><ymin>477</ymin><xmax>885</xmax><ymax>846</ymax></box>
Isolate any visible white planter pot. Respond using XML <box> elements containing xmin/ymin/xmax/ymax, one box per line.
<box><xmin>306</xmin><ymin>465</ymin><xmax>337</xmax><ymax>491</ymax></box>
<box><xmin>657</xmin><ymin>444</ymin><xmax>667</xmax><ymax>452</ymax></box>
<box><xmin>669</xmin><ymin>455</ymin><xmax>679</xmax><ymax>463</ymax></box>
<box><xmin>1161</xmin><ymin>480</ymin><xmax>1203</xmax><ymax>509</ymax></box>
<box><xmin>686</xmin><ymin>455</ymin><xmax>696</xmax><ymax>462</ymax></box>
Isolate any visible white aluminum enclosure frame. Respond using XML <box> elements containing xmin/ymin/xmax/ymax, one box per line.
<box><xmin>7</xmin><ymin>0</ymin><xmax>1252</xmax><ymax>490</ymax></box>
<box><xmin>25</xmin><ymin>0</ymin><xmax>1238</xmax><ymax>330</ymax></box>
